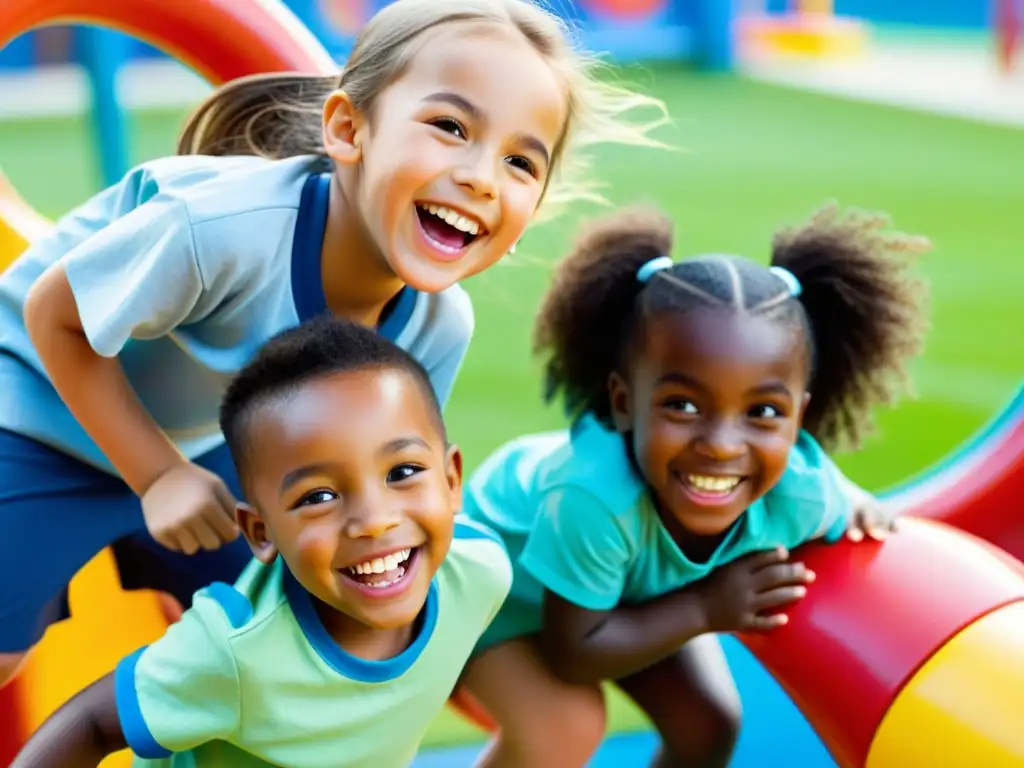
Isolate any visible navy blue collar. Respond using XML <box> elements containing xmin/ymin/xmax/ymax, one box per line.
<box><xmin>282</xmin><ymin>563</ymin><xmax>440</xmax><ymax>683</ymax></box>
<box><xmin>290</xmin><ymin>172</ymin><xmax>419</xmax><ymax>342</ymax></box>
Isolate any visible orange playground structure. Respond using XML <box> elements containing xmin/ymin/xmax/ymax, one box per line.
<box><xmin>2</xmin><ymin>1</ymin><xmax>1024</xmax><ymax>766</ymax></box>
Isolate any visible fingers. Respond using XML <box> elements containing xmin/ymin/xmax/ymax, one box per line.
<box><xmin>210</xmin><ymin>481</ymin><xmax>242</xmax><ymax>541</ymax></box>
<box><xmin>205</xmin><ymin>501</ymin><xmax>241</xmax><ymax>543</ymax></box>
<box><xmin>174</xmin><ymin>528</ymin><xmax>201</xmax><ymax>556</ymax></box>
<box><xmin>753</xmin><ymin>560</ymin><xmax>816</xmax><ymax>592</ymax></box>
<box><xmin>151</xmin><ymin>529</ymin><xmax>182</xmax><ymax>553</ymax></box>
<box><xmin>212</xmin><ymin>479</ymin><xmax>240</xmax><ymax>516</ymax></box>
<box><xmin>754</xmin><ymin>584</ymin><xmax>808</xmax><ymax>611</ymax></box>
<box><xmin>746</xmin><ymin>546</ymin><xmax>790</xmax><ymax>570</ymax></box>
<box><xmin>846</xmin><ymin>508</ymin><xmax>895</xmax><ymax>543</ymax></box>
<box><xmin>191</xmin><ymin>518</ymin><xmax>225</xmax><ymax>552</ymax></box>
<box><xmin>746</xmin><ymin>613</ymin><xmax>789</xmax><ymax>632</ymax></box>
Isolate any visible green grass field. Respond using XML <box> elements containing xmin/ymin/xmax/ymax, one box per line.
<box><xmin>2</xmin><ymin>65</ymin><xmax>1020</xmax><ymax>747</ymax></box>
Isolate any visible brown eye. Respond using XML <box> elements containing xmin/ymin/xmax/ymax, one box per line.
<box><xmin>387</xmin><ymin>464</ymin><xmax>424</xmax><ymax>484</ymax></box>
<box><xmin>297</xmin><ymin>489</ymin><xmax>337</xmax><ymax>507</ymax></box>
<box><xmin>749</xmin><ymin>404</ymin><xmax>782</xmax><ymax>419</ymax></box>
<box><xmin>506</xmin><ymin>155</ymin><xmax>535</xmax><ymax>175</ymax></box>
<box><xmin>665</xmin><ymin>398</ymin><xmax>699</xmax><ymax>415</ymax></box>
<box><xmin>429</xmin><ymin>117</ymin><xmax>466</xmax><ymax>139</ymax></box>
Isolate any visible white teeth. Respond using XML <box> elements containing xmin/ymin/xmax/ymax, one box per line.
<box><xmin>686</xmin><ymin>475</ymin><xmax>742</xmax><ymax>493</ymax></box>
<box><xmin>348</xmin><ymin>548</ymin><xmax>412</xmax><ymax>576</ymax></box>
<box><xmin>363</xmin><ymin>569</ymin><xmax>404</xmax><ymax>589</ymax></box>
<box><xmin>419</xmin><ymin>204</ymin><xmax>480</xmax><ymax>236</ymax></box>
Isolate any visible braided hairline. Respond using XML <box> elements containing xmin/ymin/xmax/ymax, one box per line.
<box><xmin>645</xmin><ymin>261</ymin><xmax>793</xmax><ymax>315</ymax></box>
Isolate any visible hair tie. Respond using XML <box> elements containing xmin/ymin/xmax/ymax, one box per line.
<box><xmin>769</xmin><ymin>265</ymin><xmax>802</xmax><ymax>297</ymax></box>
<box><xmin>637</xmin><ymin>256</ymin><xmax>674</xmax><ymax>283</ymax></box>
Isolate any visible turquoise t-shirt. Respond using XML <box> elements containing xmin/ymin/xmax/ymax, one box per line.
<box><xmin>114</xmin><ymin>520</ymin><xmax>511</xmax><ymax>767</ymax></box>
<box><xmin>463</xmin><ymin>415</ymin><xmax>850</xmax><ymax>649</ymax></box>
<box><xmin>0</xmin><ymin>154</ymin><xmax>473</xmax><ymax>473</ymax></box>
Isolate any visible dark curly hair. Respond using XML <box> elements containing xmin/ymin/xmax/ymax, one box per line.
<box><xmin>533</xmin><ymin>202</ymin><xmax>931</xmax><ymax>451</ymax></box>
<box><xmin>220</xmin><ymin>315</ymin><xmax>445</xmax><ymax>480</ymax></box>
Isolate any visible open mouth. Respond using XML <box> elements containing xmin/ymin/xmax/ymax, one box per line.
<box><xmin>340</xmin><ymin>546</ymin><xmax>420</xmax><ymax>591</ymax></box>
<box><xmin>415</xmin><ymin>203</ymin><xmax>484</xmax><ymax>255</ymax></box>
<box><xmin>678</xmin><ymin>474</ymin><xmax>746</xmax><ymax>506</ymax></box>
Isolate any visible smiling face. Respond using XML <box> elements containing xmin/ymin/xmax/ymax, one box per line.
<box><xmin>237</xmin><ymin>368</ymin><xmax>460</xmax><ymax>637</ymax></box>
<box><xmin>610</xmin><ymin>307</ymin><xmax>811</xmax><ymax>538</ymax></box>
<box><xmin>325</xmin><ymin>21</ymin><xmax>567</xmax><ymax>293</ymax></box>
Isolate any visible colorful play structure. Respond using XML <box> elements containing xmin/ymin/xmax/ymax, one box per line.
<box><xmin>738</xmin><ymin>0</ymin><xmax>870</xmax><ymax>61</ymax></box>
<box><xmin>1</xmin><ymin>1</ymin><xmax>1023</xmax><ymax>766</ymax></box>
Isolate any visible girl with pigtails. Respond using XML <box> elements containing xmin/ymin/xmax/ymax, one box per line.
<box><xmin>459</xmin><ymin>203</ymin><xmax>931</xmax><ymax>767</ymax></box>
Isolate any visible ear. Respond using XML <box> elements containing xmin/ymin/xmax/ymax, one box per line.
<box><xmin>798</xmin><ymin>391</ymin><xmax>811</xmax><ymax>424</ymax></box>
<box><xmin>322</xmin><ymin>89</ymin><xmax>365</xmax><ymax>166</ymax></box>
<box><xmin>608</xmin><ymin>371</ymin><xmax>632</xmax><ymax>434</ymax></box>
<box><xmin>444</xmin><ymin>443</ymin><xmax>464</xmax><ymax>514</ymax></box>
<box><xmin>236</xmin><ymin>502</ymin><xmax>278</xmax><ymax>565</ymax></box>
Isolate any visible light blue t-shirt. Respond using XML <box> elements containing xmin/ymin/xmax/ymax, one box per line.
<box><xmin>463</xmin><ymin>415</ymin><xmax>851</xmax><ymax>646</ymax></box>
<box><xmin>114</xmin><ymin>519</ymin><xmax>512</xmax><ymax>767</ymax></box>
<box><xmin>0</xmin><ymin>154</ymin><xmax>473</xmax><ymax>473</ymax></box>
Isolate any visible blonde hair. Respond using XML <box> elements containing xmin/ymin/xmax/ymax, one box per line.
<box><xmin>177</xmin><ymin>0</ymin><xmax>668</xmax><ymax>217</ymax></box>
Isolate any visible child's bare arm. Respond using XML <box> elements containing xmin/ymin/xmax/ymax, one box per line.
<box><xmin>538</xmin><ymin>548</ymin><xmax>812</xmax><ymax>685</ymax></box>
<box><xmin>11</xmin><ymin>672</ymin><xmax>126</xmax><ymax>768</ymax></box>
<box><xmin>24</xmin><ymin>264</ymin><xmax>186</xmax><ymax>496</ymax></box>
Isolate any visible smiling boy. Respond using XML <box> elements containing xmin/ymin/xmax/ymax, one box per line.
<box><xmin>12</xmin><ymin>317</ymin><xmax>511</xmax><ymax>768</ymax></box>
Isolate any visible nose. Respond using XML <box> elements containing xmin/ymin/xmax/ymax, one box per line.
<box><xmin>342</xmin><ymin>492</ymin><xmax>403</xmax><ymax>539</ymax></box>
<box><xmin>693</xmin><ymin>420</ymin><xmax>748</xmax><ymax>462</ymax></box>
<box><xmin>451</xmin><ymin>149</ymin><xmax>498</xmax><ymax>200</ymax></box>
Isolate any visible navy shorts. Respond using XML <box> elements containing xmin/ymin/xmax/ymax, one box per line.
<box><xmin>0</xmin><ymin>428</ymin><xmax>253</xmax><ymax>653</ymax></box>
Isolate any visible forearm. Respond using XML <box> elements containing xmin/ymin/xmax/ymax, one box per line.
<box><xmin>11</xmin><ymin>675</ymin><xmax>126</xmax><ymax>768</ymax></box>
<box><xmin>542</xmin><ymin>588</ymin><xmax>710</xmax><ymax>685</ymax></box>
<box><xmin>25</xmin><ymin>272</ymin><xmax>184</xmax><ymax>496</ymax></box>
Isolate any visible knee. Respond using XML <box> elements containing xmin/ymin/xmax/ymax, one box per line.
<box><xmin>0</xmin><ymin>651</ymin><xmax>29</xmax><ymax>689</ymax></box>
<box><xmin>500</xmin><ymin>685</ymin><xmax>607</xmax><ymax>765</ymax></box>
<box><xmin>542</xmin><ymin>685</ymin><xmax>607</xmax><ymax>750</ymax></box>
<box><xmin>659</xmin><ymin>693</ymin><xmax>741</xmax><ymax>767</ymax></box>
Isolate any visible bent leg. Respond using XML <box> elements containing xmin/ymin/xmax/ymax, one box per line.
<box><xmin>462</xmin><ymin>638</ymin><xmax>607</xmax><ymax>768</ymax></box>
<box><xmin>615</xmin><ymin>634</ymin><xmax>741</xmax><ymax>768</ymax></box>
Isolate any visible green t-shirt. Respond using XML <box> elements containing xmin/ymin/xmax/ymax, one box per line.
<box><xmin>114</xmin><ymin>519</ymin><xmax>510</xmax><ymax>767</ymax></box>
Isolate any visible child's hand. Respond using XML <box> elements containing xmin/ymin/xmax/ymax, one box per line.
<box><xmin>846</xmin><ymin>496</ymin><xmax>897</xmax><ymax>543</ymax></box>
<box><xmin>693</xmin><ymin>547</ymin><xmax>815</xmax><ymax>634</ymax></box>
<box><xmin>141</xmin><ymin>463</ymin><xmax>241</xmax><ymax>554</ymax></box>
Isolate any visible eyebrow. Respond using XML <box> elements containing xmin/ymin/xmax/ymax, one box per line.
<box><xmin>654</xmin><ymin>372</ymin><xmax>793</xmax><ymax>399</ymax></box>
<box><xmin>378</xmin><ymin>436</ymin><xmax>430</xmax><ymax>455</ymax></box>
<box><xmin>280</xmin><ymin>462</ymin><xmax>337</xmax><ymax>495</ymax></box>
<box><xmin>747</xmin><ymin>381</ymin><xmax>793</xmax><ymax>398</ymax></box>
<box><xmin>422</xmin><ymin>91</ymin><xmax>551</xmax><ymax>167</ymax></box>
<box><xmin>654</xmin><ymin>371</ymin><xmax>707</xmax><ymax>392</ymax></box>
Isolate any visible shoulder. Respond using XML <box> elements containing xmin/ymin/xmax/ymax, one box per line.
<box><xmin>187</xmin><ymin>558</ymin><xmax>290</xmax><ymax>639</ymax></box>
<box><xmin>544</xmin><ymin>416</ymin><xmax>646</xmax><ymax>517</ymax></box>
<box><xmin>769</xmin><ymin>430</ymin><xmax>843</xmax><ymax>504</ymax></box>
<box><xmin>439</xmin><ymin>518</ymin><xmax>514</xmax><ymax>606</ymax></box>
<box><xmin>141</xmin><ymin>154</ymin><xmax>326</xmax><ymax>225</ymax></box>
<box><xmin>752</xmin><ymin>431</ymin><xmax>849</xmax><ymax>545</ymax></box>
